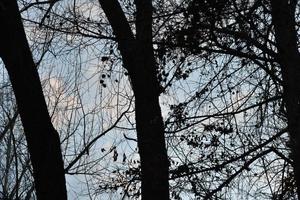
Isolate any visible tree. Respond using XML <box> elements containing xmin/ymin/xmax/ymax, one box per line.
<box><xmin>0</xmin><ymin>0</ymin><xmax>67</xmax><ymax>199</ymax></box>
<box><xmin>1</xmin><ymin>0</ymin><xmax>300</xmax><ymax>199</ymax></box>
<box><xmin>98</xmin><ymin>0</ymin><xmax>169</xmax><ymax>199</ymax></box>
<box><xmin>271</xmin><ymin>0</ymin><xmax>300</xmax><ymax>197</ymax></box>
<box><xmin>160</xmin><ymin>0</ymin><xmax>300</xmax><ymax>198</ymax></box>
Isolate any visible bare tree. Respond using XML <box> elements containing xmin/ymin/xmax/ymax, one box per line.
<box><xmin>0</xmin><ymin>0</ymin><xmax>67</xmax><ymax>199</ymax></box>
<box><xmin>271</xmin><ymin>0</ymin><xmax>300</xmax><ymax>197</ymax></box>
<box><xmin>1</xmin><ymin>0</ymin><xmax>300</xmax><ymax>199</ymax></box>
<box><xmin>98</xmin><ymin>1</ymin><xmax>169</xmax><ymax>199</ymax></box>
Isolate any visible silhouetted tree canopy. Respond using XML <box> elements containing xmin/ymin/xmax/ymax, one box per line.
<box><xmin>0</xmin><ymin>0</ymin><xmax>299</xmax><ymax>199</ymax></box>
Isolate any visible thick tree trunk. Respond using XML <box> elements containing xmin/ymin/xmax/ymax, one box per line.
<box><xmin>98</xmin><ymin>0</ymin><xmax>170</xmax><ymax>199</ymax></box>
<box><xmin>271</xmin><ymin>0</ymin><xmax>300</xmax><ymax>197</ymax></box>
<box><xmin>0</xmin><ymin>1</ymin><xmax>67</xmax><ymax>199</ymax></box>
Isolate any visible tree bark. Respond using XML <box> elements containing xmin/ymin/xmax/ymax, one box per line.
<box><xmin>98</xmin><ymin>0</ymin><xmax>170</xmax><ymax>199</ymax></box>
<box><xmin>271</xmin><ymin>0</ymin><xmax>300</xmax><ymax>197</ymax></box>
<box><xmin>0</xmin><ymin>1</ymin><xmax>67</xmax><ymax>199</ymax></box>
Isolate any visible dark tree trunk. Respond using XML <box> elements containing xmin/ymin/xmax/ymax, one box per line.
<box><xmin>0</xmin><ymin>1</ymin><xmax>67</xmax><ymax>199</ymax></box>
<box><xmin>271</xmin><ymin>0</ymin><xmax>300</xmax><ymax>197</ymax></box>
<box><xmin>98</xmin><ymin>0</ymin><xmax>170</xmax><ymax>199</ymax></box>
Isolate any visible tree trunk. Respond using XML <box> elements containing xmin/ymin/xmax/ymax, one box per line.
<box><xmin>271</xmin><ymin>0</ymin><xmax>300</xmax><ymax>197</ymax></box>
<box><xmin>0</xmin><ymin>1</ymin><xmax>67</xmax><ymax>199</ymax></box>
<box><xmin>98</xmin><ymin>0</ymin><xmax>170</xmax><ymax>199</ymax></box>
